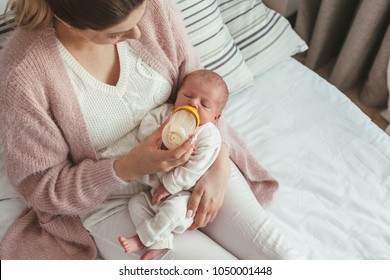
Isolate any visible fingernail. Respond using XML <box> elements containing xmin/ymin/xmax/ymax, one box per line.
<box><xmin>190</xmin><ymin>134</ymin><xmax>197</xmax><ymax>145</ymax></box>
<box><xmin>186</xmin><ymin>210</ymin><xmax>193</xmax><ymax>218</ymax></box>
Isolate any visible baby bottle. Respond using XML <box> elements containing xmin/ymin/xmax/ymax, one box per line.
<box><xmin>162</xmin><ymin>105</ymin><xmax>200</xmax><ymax>150</ymax></box>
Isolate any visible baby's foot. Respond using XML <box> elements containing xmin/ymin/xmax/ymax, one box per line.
<box><xmin>140</xmin><ymin>249</ymin><xmax>168</xmax><ymax>260</ymax></box>
<box><xmin>118</xmin><ymin>235</ymin><xmax>145</xmax><ymax>253</ymax></box>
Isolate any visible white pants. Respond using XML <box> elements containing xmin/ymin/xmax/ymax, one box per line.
<box><xmin>81</xmin><ymin>162</ymin><xmax>302</xmax><ymax>260</ymax></box>
<box><xmin>129</xmin><ymin>190</ymin><xmax>193</xmax><ymax>250</ymax></box>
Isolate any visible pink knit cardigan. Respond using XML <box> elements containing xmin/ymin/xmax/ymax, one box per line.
<box><xmin>0</xmin><ymin>0</ymin><xmax>278</xmax><ymax>259</ymax></box>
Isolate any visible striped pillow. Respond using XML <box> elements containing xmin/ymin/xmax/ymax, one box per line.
<box><xmin>175</xmin><ymin>0</ymin><xmax>254</xmax><ymax>94</ymax></box>
<box><xmin>217</xmin><ymin>0</ymin><xmax>308</xmax><ymax>76</ymax></box>
<box><xmin>0</xmin><ymin>13</ymin><xmax>15</xmax><ymax>55</ymax></box>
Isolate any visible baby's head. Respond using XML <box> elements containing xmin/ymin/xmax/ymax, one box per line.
<box><xmin>175</xmin><ymin>70</ymin><xmax>229</xmax><ymax>125</ymax></box>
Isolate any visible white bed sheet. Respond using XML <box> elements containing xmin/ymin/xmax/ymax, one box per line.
<box><xmin>1</xmin><ymin>57</ymin><xmax>389</xmax><ymax>260</ymax></box>
<box><xmin>223</xmin><ymin>57</ymin><xmax>390</xmax><ymax>259</ymax></box>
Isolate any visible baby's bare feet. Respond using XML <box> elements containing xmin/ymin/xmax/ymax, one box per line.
<box><xmin>118</xmin><ymin>235</ymin><xmax>145</xmax><ymax>253</ymax></box>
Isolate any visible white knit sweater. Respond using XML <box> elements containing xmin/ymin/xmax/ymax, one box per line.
<box><xmin>59</xmin><ymin>41</ymin><xmax>172</xmax><ymax>197</ymax></box>
<box><xmin>59</xmin><ymin>41</ymin><xmax>172</xmax><ymax>156</ymax></box>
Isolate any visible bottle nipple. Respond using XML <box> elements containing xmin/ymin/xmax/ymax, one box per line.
<box><xmin>162</xmin><ymin>105</ymin><xmax>200</xmax><ymax>150</ymax></box>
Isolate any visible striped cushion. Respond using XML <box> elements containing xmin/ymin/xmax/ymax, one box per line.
<box><xmin>0</xmin><ymin>13</ymin><xmax>15</xmax><ymax>54</ymax></box>
<box><xmin>175</xmin><ymin>0</ymin><xmax>253</xmax><ymax>94</ymax></box>
<box><xmin>218</xmin><ymin>0</ymin><xmax>308</xmax><ymax>76</ymax></box>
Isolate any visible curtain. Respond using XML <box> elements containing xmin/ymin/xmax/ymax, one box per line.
<box><xmin>295</xmin><ymin>0</ymin><xmax>390</xmax><ymax>107</ymax></box>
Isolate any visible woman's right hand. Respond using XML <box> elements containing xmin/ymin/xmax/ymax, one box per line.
<box><xmin>114</xmin><ymin>125</ymin><xmax>195</xmax><ymax>181</ymax></box>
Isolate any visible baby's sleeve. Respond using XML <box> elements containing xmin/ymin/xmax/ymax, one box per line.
<box><xmin>162</xmin><ymin>123</ymin><xmax>222</xmax><ymax>194</ymax></box>
<box><xmin>138</xmin><ymin>104</ymin><xmax>173</xmax><ymax>141</ymax></box>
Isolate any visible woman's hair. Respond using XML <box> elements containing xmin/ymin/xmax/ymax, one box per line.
<box><xmin>6</xmin><ymin>0</ymin><xmax>145</xmax><ymax>30</ymax></box>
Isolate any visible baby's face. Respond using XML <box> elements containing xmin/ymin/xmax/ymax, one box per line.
<box><xmin>175</xmin><ymin>75</ymin><xmax>223</xmax><ymax>125</ymax></box>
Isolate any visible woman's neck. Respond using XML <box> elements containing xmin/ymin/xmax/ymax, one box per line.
<box><xmin>53</xmin><ymin>18</ymin><xmax>120</xmax><ymax>86</ymax></box>
<box><xmin>53</xmin><ymin>18</ymin><xmax>96</xmax><ymax>52</ymax></box>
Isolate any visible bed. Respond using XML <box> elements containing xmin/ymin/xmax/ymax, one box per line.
<box><xmin>224</xmin><ymin>57</ymin><xmax>390</xmax><ymax>259</ymax></box>
<box><xmin>1</xmin><ymin>0</ymin><xmax>390</xmax><ymax>260</ymax></box>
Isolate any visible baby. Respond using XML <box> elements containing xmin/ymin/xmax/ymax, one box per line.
<box><xmin>118</xmin><ymin>69</ymin><xmax>229</xmax><ymax>260</ymax></box>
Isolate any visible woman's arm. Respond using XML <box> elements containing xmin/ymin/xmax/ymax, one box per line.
<box><xmin>187</xmin><ymin>143</ymin><xmax>230</xmax><ymax>230</ymax></box>
<box><xmin>1</xmin><ymin>100</ymin><xmax>126</xmax><ymax>216</ymax></box>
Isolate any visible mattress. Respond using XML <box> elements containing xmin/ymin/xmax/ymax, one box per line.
<box><xmin>1</xmin><ymin>57</ymin><xmax>389</xmax><ymax>259</ymax></box>
<box><xmin>223</xmin><ymin>57</ymin><xmax>390</xmax><ymax>259</ymax></box>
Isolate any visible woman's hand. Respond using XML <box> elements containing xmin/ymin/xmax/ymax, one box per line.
<box><xmin>114</xmin><ymin>125</ymin><xmax>195</xmax><ymax>181</ymax></box>
<box><xmin>187</xmin><ymin>144</ymin><xmax>230</xmax><ymax>230</ymax></box>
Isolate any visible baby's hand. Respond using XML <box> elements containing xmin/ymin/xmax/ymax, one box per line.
<box><xmin>152</xmin><ymin>184</ymin><xmax>171</xmax><ymax>205</ymax></box>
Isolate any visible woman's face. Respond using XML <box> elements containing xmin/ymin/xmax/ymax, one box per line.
<box><xmin>71</xmin><ymin>0</ymin><xmax>147</xmax><ymax>44</ymax></box>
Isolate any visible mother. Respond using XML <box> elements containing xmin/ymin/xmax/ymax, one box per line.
<box><xmin>0</xmin><ymin>0</ymin><xmax>300</xmax><ymax>259</ymax></box>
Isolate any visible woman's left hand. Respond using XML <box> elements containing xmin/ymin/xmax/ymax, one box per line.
<box><xmin>187</xmin><ymin>144</ymin><xmax>230</xmax><ymax>230</ymax></box>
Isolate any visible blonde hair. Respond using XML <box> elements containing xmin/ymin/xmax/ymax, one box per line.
<box><xmin>6</xmin><ymin>0</ymin><xmax>53</xmax><ymax>30</ymax></box>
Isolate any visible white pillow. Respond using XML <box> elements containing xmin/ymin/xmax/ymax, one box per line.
<box><xmin>217</xmin><ymin>0</ymin><xmax>308</xmax><ymax>76</ymax></box>
<box><xmin>0</xmin><ymin>13</ymin><xmax>15</xmax><ymax>55</ymax></box>
<box><xmin>175</xmin><ymin>0</ymin><xmax>254</xmax><ymax>94</ymax></box>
